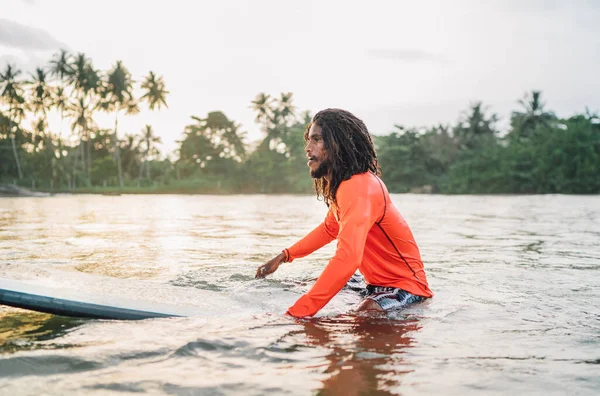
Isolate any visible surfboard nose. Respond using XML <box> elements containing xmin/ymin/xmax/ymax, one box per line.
<box><xmin>0</xmin><ymin>278</ymin><xmax>195</xmax><ymax>320</ymax></box>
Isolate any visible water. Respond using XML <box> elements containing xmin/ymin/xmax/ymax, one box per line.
<box><xmin>0</xmin><ymin>194</ymin><xmax>599</xmax><ymax>395</ymax></box>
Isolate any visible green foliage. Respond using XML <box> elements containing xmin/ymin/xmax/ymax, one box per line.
<box><xmin>441</xmin><ymin>111</ymin><xmax>600</xmax><ymax>194</ymax></box>
<box><xmin>177</xmin><ymin>111</ymin><xmax>246</xmax><ymax>182</ymax></box>
<box><xmin>376</xmin><ymin>129</ymin><xmax>427</xmax><ymax>192</ymax></box>
<box><xmin>92</xmin><ymin>156</ymin><xmax>118</xmax><ymax>185</ymax></box>
<box><xmin>442</xmin><ymin>141</ymin><xmax>508</xmax><ymax>193</ymax></box>
<box><xmin>0</xmin><ymin>50</ymin><xmax>170</xmax><ymax>190</ymax></box>
<box><xmin>0</xmin><ymin>50</ymin><xmax>598</xmax><ymax>196</ymax></box>
<box><xmin>376</xmin><ymin>95</ymin><xmax>600</xmax><ymax>194</ymax></box>
<box><xmin>510</xmin><ymin>90</ymin><xmax>556</xmax><ymax>141</ymax></box>
<box><xmin>241</xmin><ymin>94</ymin><xmax>312</xmax><ymax>193</ymax></box>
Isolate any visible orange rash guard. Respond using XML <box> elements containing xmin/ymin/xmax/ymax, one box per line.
<box><xmin>285</xmin><ymin>172</ymin><xmax>433</xmax><ymax>317</ymax></box>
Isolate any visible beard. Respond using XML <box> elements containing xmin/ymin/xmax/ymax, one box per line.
<box><xmin>310</xmin><ymin>158</ymin><xmax>332</xmax><ymax>179</ymax></box>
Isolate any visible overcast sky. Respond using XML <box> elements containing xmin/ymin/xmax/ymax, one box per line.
<box><xmin>1</xmin><ymin>0</ymin><xmax>599</xmax><ymax>155</ymax></box>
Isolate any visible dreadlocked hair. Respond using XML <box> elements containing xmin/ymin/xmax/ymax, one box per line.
<box><xmin>305</xmin><ymin>108</ymin><xmax>381</xmax><ymax>207</ymax></box>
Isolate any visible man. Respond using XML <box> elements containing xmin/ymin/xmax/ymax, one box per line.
<box><xmin>255</xmin><ymin>108</ymin><xmax>433</xmax><ymax>317</ymax></box>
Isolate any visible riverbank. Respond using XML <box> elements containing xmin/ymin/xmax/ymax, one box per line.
<box><xmin>0</xmin><ymin>183</ymin><xmax>311</xmax><ymax>196</ymax></box>
<box><xmin>2</xmin><ymin>183</ymin><xmax>597</xmax><ymax>196</ymax></box>
<box><xmin>0</xmin><ymin>176</ymin><xmax>315</xmax><ymax>195</ymax></box>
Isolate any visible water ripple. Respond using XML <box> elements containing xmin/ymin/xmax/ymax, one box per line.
<box><xmin>0</xmin><ymin>194</ymin><xmax>598</xmax><ymax>395</ymax></box>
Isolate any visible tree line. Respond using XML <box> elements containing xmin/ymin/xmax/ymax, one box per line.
<box><xmin>377</xmin><ymin>93</ymin><xmax>600</xmax><ymax>194</ymax></box>
<box><xmin>1</xmin><ymin>51</ymin><xmax>598</xmax><ymax>194</ymax></box>
<box><xmin>0</xmin><ymin>50</ymin><xmax>167</xmax><ymax>190</ymax></box>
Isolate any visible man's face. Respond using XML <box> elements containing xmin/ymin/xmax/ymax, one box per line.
<box><xmin>305</xmin><ymin>123</ymin><xmax>330</xmax><ymax>179</ymax></box>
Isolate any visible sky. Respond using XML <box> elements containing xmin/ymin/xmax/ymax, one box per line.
<box><xmin>1</xmin><ymin>0</ymin><xmax>599</xmax><ymax>156</ymax></box>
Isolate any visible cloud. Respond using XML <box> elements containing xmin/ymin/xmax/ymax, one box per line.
<box><xmin>0</xmin><ymin>53</ymin><xmax>48</xmax><ymax>74</ymax></box>
<box><xmin>0</xmin><ymin>18</ymin><xmax>67</xmax><ymax>51</ymax></box>
<box><xmin>367</xmin><ymin>49</ymin><xmax>446</xmax><ymax>63</ymax></box>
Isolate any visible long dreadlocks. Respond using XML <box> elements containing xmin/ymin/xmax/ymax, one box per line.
<box><xmin>305</xmin><ymin>108</ymin><xmax>381</xmax><ymax>207</ymax></box>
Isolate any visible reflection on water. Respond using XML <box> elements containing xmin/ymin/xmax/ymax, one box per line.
<box><xmin>297</xmin><ymin>315</ymin><xmax>419</xmax><ymax>395</ymax></box>
<box><xmin>0</xmin><ymin>310</ymin><xmax>84</xmax><ymax>354</ymax></box>
<box><xmin>0</xmin><ymin>194</ymin><xmax>599</xmax><ymax>395</ymax></box>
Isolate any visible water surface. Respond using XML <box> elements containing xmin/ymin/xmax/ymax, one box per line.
<box><xmin>0</xmin><ymin>194</ymin><xmax>598</xmax><ymax>395</ymax></box>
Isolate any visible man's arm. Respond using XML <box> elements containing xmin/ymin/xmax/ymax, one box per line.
<box><xmin>286</xmin><ymin>182</ymin><xmax>377</xmax><ymax>317</ymax></box>
<box><xmin>285</xmin><ymin>209</ymin><xmax>338</xmax><ymax>262</ymax></box>
<box><xmin>255</xmin><ymin>209</ymin><xmax>338</xmax><ymax>279</ymax></box>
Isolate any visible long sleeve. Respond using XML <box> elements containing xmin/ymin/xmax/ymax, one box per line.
<box><xmin>285</xmin><ymin>209</ymin><xmax>339</xmax><ymax>262</ymax></box>
<box><xmin>287</xmin><ymin>180</ymin><xmax>378</xmax><ymax>317</ymax></box>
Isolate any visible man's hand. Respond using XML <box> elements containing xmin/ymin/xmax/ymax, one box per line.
<box><xmin>255</xmin><ymin>252</ymin><xmax>286</xmax><ymax>279</ymax></box>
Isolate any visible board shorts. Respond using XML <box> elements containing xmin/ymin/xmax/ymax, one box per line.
<box><xmin>364</xmin><ymin>285</ymin><xmax>426</xmax><ymax>311</ymax></box>
<box><xmin>345</xmin><ymin>273</ymin><xmax>426</xmax><ymax>311</ymax></box>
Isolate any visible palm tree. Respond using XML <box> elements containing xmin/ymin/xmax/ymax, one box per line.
<box><xmin>453</xmin><ymin>102</ymin><xmax>498</xmax><ymax>150</ymax></box>
<box><xmin>66</xmin><ymin>53</ymin><xmax>101</xmax><ymax>184</ymax></box>
<box><xmin>252</xmin><ymin>92</ymin><xmax>295</xmax><ymax>151</ymax></box>
<box><xmin>0</xmin><ymin>64</ymin><xmax>25</xmax><ymax>179</ymax></box>
<box><xmin>100</xmin><ymin>60</ymin><xmax>139</xmax><ymax>187</ymax></box>
<box><xmin>270</xmin><ymin>92</ymin><xmax>296</xmax><ymax>150</ymax></box>
<box><xmin>251</xmin><ymin>92</ymin><xmax>272</xmax><ymax>141</ymax></box>
<box><xmin>27</xmin><ymin>67</ymin><xmax>54</xmax><ymax>150</ymax></box>
<box><xmin>69</xmin><ymin>53</ymin><xmax>100</xmax><ymax>98</ymax></box>
<box><xmin>140</xmin><ymin>71</ymin><xmax>168</xmax><ymax>110</ymax></box>
<box><xmin>27</xmin><ymin>66</ymin><xmax>63</xmax><ymax>188</ymax></box>
<box><xmin>53</xmin><ymin>86</ymin><xmax>68</xmax><ymax>139</ymax></box>
<box><xmin>510</xmin><ymin>91</ymin><xmax>556</xmax><ymax>140</ymax></box>
<box><xmin>66</xmin><ymin>97</ymin><xmax>95</xmax><ymax>187</ymax></box>
<box><xmin>49</xmin><ymin>50</ymin><xmax>73</xmax><ymax>140</ymax></box>
<box><xmin>121</xmin><ymin>133</ymin><xmax>141</xmax><ymax>177</ymax></box>
<box><xmin>277</xmin><ymin>92</ymin><xmax>296</xmax><ymax>125</ymax></box>
<box><xmin>138</xmin><ymin>124</ymin><xmax>162</xmax><ymax>180</ymax></box>
<box><xmin>137</xmin><ymin>71</ymin><xmax>168</xmax><ymax>183</ymax></box>
<box><xmin>49</xmin><ymin>49</ymin><xmax>73</xmax><ymax>82</ymax></box>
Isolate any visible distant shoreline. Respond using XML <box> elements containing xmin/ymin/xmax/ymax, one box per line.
<box><xmin>0</xmin><ymin>184</ymin><xmax>308</xmax><ymax>196</ymax></box>
<box><xmin>1</xmin><ymin>184</ymin><xmax>597</xmax><ymax>197</ymax></box>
